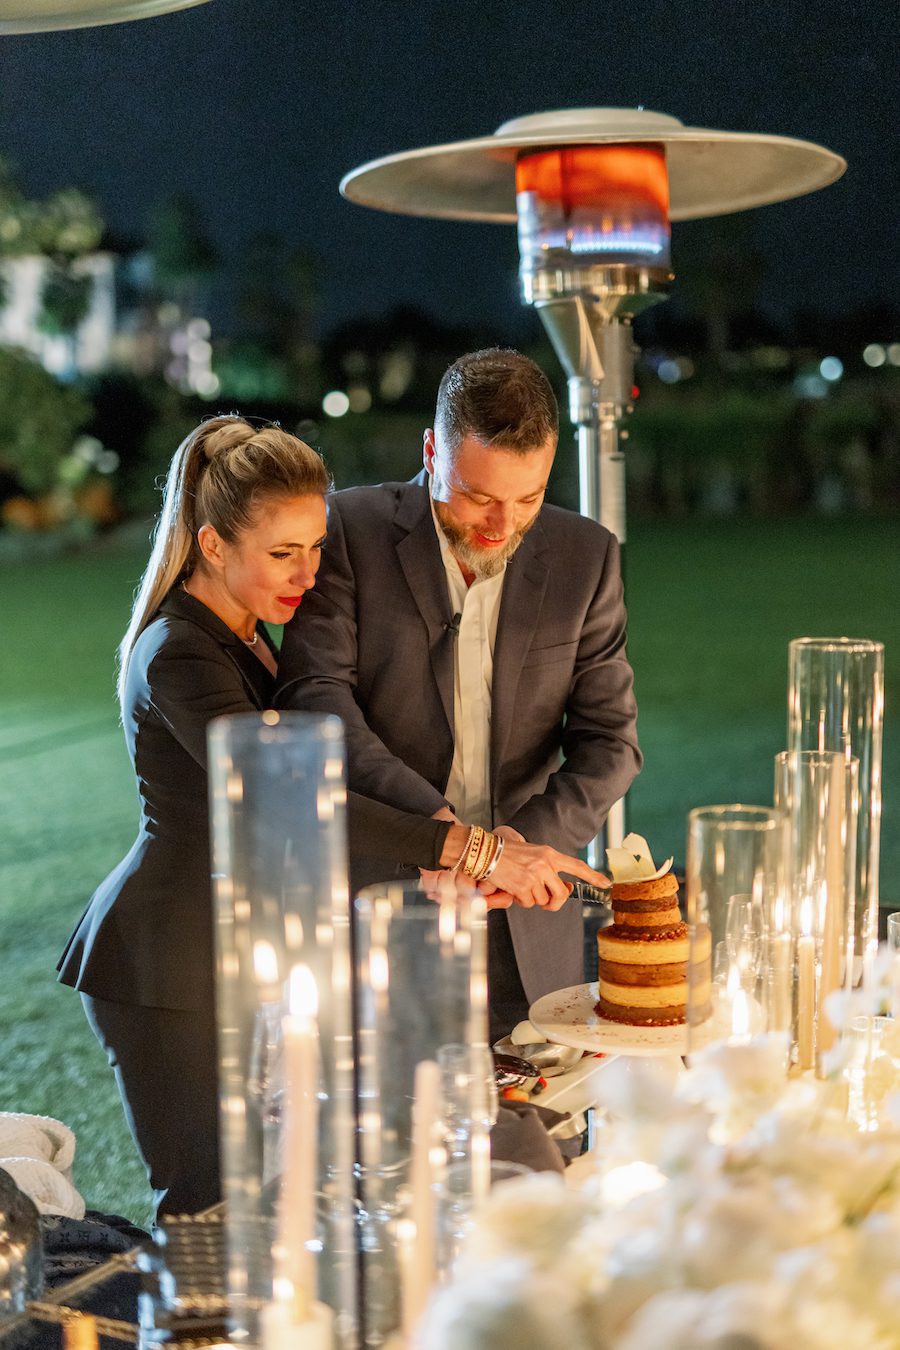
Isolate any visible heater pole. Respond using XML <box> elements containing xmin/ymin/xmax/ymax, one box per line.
<box><xmin>574</xmin><ymin>406</ymin><xmax>629</xmax><ymax>863</ymax></box>
<box><xmin>569</xmin><ymin>381</ymin><xmax>630</xmax><ymax>861</ymax></box>
<box><xmin>555</xmin><ymin>320</ymin><xmax>638</xmax><ymax>858</ymax></box>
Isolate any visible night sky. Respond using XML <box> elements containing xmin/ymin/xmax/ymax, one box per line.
<box><xmin>0</xmin><ymin>0</ymin><xmax>896</xmax><ymax>340</ymax></box>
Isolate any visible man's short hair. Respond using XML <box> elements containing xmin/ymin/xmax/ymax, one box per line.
<box><xmin>434</xmin><ymin>348</ymin><xmax>559</xmax><ymax>454</ymax></box>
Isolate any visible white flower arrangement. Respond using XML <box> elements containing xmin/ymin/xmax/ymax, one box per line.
<box><xmin>421</xmin><ymin>1031</ymin><xmax>900</xmax><ymax>1350</ymax></box>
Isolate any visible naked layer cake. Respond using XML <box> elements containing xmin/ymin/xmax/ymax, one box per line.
<box><xmin>595</xmin><ymin>835</ymin><xmax>712</xmax><ymax>1027</ymax></box>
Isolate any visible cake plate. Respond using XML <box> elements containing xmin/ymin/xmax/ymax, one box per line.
<box><xmin>530</xmin><ymin>982</ymin><xmax>715</xmax><ymax>1057</ymax></box>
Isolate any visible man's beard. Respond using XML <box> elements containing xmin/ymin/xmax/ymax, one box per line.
<box><xmin>434</xmin><ymin>500</ymin><xmax>534</xmax><ymax>579</ymax></box>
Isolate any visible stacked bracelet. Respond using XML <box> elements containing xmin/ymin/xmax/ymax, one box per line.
<box><xmin>478</xmin><ymin>834</ymin><xmax>505</xmax><ymax>882</ymax></box>
<box><xmin>451</xmin><ymin>825</ymin><xmax>504</xmax><ymax>882</ymax></box>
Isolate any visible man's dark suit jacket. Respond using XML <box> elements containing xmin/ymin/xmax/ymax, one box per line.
<box><xmin>277</xmin><ymin>474</ymin><xmax>642</xmax><ymax>1005</ymax></box>
<box><xmin>57</xmin><ymin>586</ymin><xmax>451</xmax><ymax>1011</ymax></box>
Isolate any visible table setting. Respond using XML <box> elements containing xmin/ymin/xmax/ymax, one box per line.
<box><xmin>2</xmin><ymin>634</ymin><xmax>898</xmax><ymax>1350</ymax></box>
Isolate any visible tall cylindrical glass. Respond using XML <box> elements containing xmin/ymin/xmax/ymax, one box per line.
<box><xmin>774</xmin><ymin>750</ymin><xmax>858</xmax><ymax>1070</ymax></box>
<box><xmin>209</xmin><ymin>711</ymin><xmax>354</xmax><ymax>1347</ymax></box>
<box><xmin>787</xmin><ymin>638</ymin><xmax>884</xmax><ymax>986</ymax></box>
<box><xmin>353</xmin><ymin>882</ymin><xmax>488</xmax><ymax>1348</ymax></box>
<box><xmin>888</xmin><ymin>912</ymin><xmax>900</xmax><ymax>1019</ymax></box>
<box><xmin>686</xmin><ymin>806</ymin><xmax>789</xmax><ymax>1057</ymax></box>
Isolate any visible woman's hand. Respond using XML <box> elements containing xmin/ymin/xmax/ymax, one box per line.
<box><xmin>433</xmin><ymin>821</ymin><xmax>512</xmax><ymax>909</ymax></box>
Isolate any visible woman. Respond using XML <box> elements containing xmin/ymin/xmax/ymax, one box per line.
<box><xmin>58</xmin><ymin>416</ymin><xmax>606</xmax><ymax>1222</ymax></box>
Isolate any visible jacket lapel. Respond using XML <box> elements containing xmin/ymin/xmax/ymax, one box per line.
<box><xmin>394</xmin><ymin>479</ymin><xmax>456</xmax><ymax>734</ymax></box>
<box><xmin>160</xmin><ymin>588</ymin><xmax>273</xmax><ymax>709</ymax></box>
<box><xmin>490</xmin><ymin>519</ymin><xmax>550</xmax><ymax>778</ymax></box>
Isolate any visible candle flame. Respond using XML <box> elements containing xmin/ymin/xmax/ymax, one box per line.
<box><xmin>289</xmin><ymin>963</ymin><xmax>318</xmax><ymax>1019</ymax></box>
<box><xmin>253</xmin><ymin>939</ymin><xmax>279</xmax><ymax>988</ymax></box>
<box><xmin>438</xmin><ymin>901</ymin><xmax>457</xmax><ymax>943</ymax></box>
<box><xmin>731</xmin><ymin>988</ymin><xmax>751</xmax><ymax>1039</ymax></box>
<box><xmin>369</xmin><ymin>947</ymin><xmax>390</xmax><ymax>993</ymax></box>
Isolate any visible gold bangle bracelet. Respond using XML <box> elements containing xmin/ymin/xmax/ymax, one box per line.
<box><xmin>478</xmin><ymin>834</ymin><xmax>505</xmax><ymax>882</ymax></box>
<box><xmin>450</xmin><ymin>825</ymin><xmax>476</xmax><ymax>874</ymax></box>
<box><xmin>462</xmin><ymin>825</ymin><xmax>485</xmax><ymax>876</ymax></box>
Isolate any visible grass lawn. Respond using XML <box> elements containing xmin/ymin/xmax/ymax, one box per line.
<box><xmin>1</xmin><ymin>515</ymin><xmax>898</xmax><ymax>1227</ymax></box>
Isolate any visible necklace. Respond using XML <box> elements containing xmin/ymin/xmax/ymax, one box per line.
<box><xmin>181</xmin><ymin>581</ymin><xmax>259</xmax><ymax>646</ymax></box>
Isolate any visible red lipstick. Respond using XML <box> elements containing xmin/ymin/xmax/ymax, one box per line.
<box><xmin>277</xmin><ymin>595</ymin><xmax>304</xmax><ymax>608</ymax></box>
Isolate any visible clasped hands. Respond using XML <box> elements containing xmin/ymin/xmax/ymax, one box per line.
<box><xmin>423</xmin><ymin>810</ymin><xmax>609</xmax><ymax>912</ymax></box>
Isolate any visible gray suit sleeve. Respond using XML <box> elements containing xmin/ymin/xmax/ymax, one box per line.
<box><xmin>277</xmin><ymin>499</ymin><xmax>449</xmax><ymax>817</ymax></box>
<box><xmin>501</xmin><ymin>532</ymin><xmax>641</xmax><ymax>851</ymax></box>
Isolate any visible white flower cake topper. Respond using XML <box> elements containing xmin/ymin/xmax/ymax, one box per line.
<box><xmin>605</xmin><ymin>832</ymin><xmax>674</xmax><ymax>883</ymax></box>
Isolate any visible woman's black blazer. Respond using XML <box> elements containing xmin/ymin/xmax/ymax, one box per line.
<box><xmin>58</xmin><ymin>587</ymin><xmax>450</xmax><ymax>1012</ymax></box>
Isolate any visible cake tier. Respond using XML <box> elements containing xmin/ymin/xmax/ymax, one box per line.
<box><xmin>599</xmin><ymin>957</ymin><xmax>688</xmax><ymax>986</ymax></box>
<box><xmin>599</xmin><ymin>976</ymin><xmax>701</xmax><ymax>1008</ymax></box>
<box><xmin>598</xmin><ymin>922</ymin><xmax>689</xmax><ymax>957</ymax></box>
<box><xmin>612</xmin><ymin>893</ymin><xmax>680</xmax><ymax>913</ymax></box>
<box><xmin>597</xmin><ymin>924</ymin><xmax>712</xmax><ymax>964</ymax></box>
<box><xmin>597</xmin><ymin>976</ymin><xmax>712</xmax><ymax>1027</ymax></box>
<box><xmin>595</xmin><ymin>995</ymin><xmax>688</xmax><ymax>1026</ymax></box>
<box><xmin>595</xmin><ymin>995</ymin><xmax>714</xmax><ymax>1027</ymax></box>
<box><xmin>609</xmin><ymin>873</ymin><xmax>679</xmax><ymax>903</ymax></box>
<box><xmin>614</xmin><ymin>905</ymin><xmax>682</xmax><ymax>930</ymax></box>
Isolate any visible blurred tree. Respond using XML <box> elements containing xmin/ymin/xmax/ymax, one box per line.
<box><xmin>36</xmin><ymin>187</ymin><xmax>103</xmax><ymax>257</ymax></box>
<box><xmin>36</xmin><ymin>188</ymin><xmax>105</xmax><ymax>368</ymax></box>
<box><xmin>38</xmin><ymin>268</ymin><xmax>93</xmax><ymax>337</ymax></box>
<box><xmin>0</xmin><ymin>156</ymin><xmax>39</xmax><ymax>262</ymax></box>
<box><xmin>0</xmin><ymin>348</ymin><xmax>90</xmax><ymax>495</ymax></box>
<box><xmin>147</xmin><ymin>194</ymin><xmax>217</xmax><ymax>311</ymax></box>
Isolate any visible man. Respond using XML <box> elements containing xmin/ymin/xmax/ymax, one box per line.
<box><xmin>277</xmin><ymin>348</ymin><xmax>641</xmax><ymax>1036</ymax></box>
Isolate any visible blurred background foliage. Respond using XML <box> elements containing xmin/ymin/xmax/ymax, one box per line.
<box><xmin>0</xmin><ymin>151</ymin><xmax>897</xmax><ymax>549</ymax></box>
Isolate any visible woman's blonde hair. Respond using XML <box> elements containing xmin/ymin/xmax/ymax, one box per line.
<box><xmin>117</xmin><ymin>415</ymin><xmax>328</xmax><ymax>711</ymax></box>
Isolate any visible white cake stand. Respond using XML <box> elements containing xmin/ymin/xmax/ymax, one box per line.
<box><xmin>530</xmin><ymin>982</ymin><xmax>717</xmax><ymax>1057</ymax></box>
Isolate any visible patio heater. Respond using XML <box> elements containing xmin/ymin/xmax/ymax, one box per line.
<box><xmin>340</xmin><ymin>107</ymin><xmax>845</xmax><ymax>851</ymax></box>
<box><xmin>0</xmin><ymin>0</ymin><xmax>208</xmax><ymax>33</ymax></box>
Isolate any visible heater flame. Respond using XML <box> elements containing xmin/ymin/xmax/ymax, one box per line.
<box><xmin>515</xmin><ymin>143</ymin><xmax>671</xmax><ymax>270</ymax></box>
<box><xmin>516</xmin><ymin>143</ymin><xmax>670</xmax><ymax>215</ymax></box>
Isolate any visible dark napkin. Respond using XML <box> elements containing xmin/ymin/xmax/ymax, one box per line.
<box><xmin>491</xmin><ymin>1099</ymin><xmax>570</xmax><ymax>1174</ymax></box>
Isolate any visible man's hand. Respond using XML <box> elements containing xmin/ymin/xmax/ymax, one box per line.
<box><xmin>478</xmin><ymin>824</ymin><xmax>531</xmax><ymax>909</ymax></box>
<box><xmin>485</xmin><ymin>825</ymin><xmax>610</xmax><ymax>912</ymax></box>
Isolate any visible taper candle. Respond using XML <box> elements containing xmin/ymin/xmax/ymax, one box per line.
<box><xmin>275</xmin><ymin>963</ymin><xmax>319</xmax><ymax>1320</ymax></box>
<box><xmin>797</xmin><ymin>897</ymin><xmax>816</xmax><ymax>1071</ymax></box>
<box><xmin>403</xmin><ymin>1059</ymin><xmax>441</xmax><ymax>1338</ymax></box>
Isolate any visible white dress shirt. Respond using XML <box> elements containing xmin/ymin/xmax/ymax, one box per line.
<box><xmin>430</xmin><ymin>493</ymin><xmax>506</xmax><ymax>828</ymax></box>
